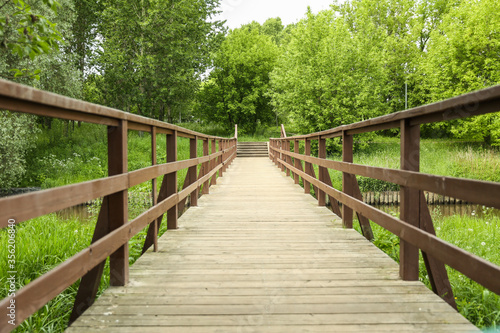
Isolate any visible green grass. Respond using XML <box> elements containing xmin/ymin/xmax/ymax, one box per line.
<box><xmin>351</xmin><ymin>206</ymin><xmax>500</xmax><ymax>330</ymax></box>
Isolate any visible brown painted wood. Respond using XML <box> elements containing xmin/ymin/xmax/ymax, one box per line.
<box><xmin>211</xmin><ymin>140</ymin><xmax>217</xmax><ymax>186</ymax></box>
<box><xmin>142</xmin><ymin>171</ymin><xmax>170</xmax><ymax>254</ymax></box>
<box><xmin>351</xmin><ymin>177</ymin><xmax>374</xmax><ymax>241</ymax></box>
<box><xmin>167</xmin><ymin>131</ymin><xmax>178</xmax><ymax>230</ymax></box>
<box><xmin>419</xmin><ymin>192</ymin><xmax>456</xmax><ymax>309</ymax></box>
<box><xmin>0</xmin><ymin>79</ymin><xmax>227</xmax><ymax>141</ymax></box>
<box><xmin>270</xmin><ymin>148</ymin><xmax>500</xmax><ymax>210</ymax></box>
<box><xmin>342</xmin><ymin>132</ymin><xmax>353</xmax><ymax>228</ymax></box>
<box><xmin>399</xmin><ymin>120</ymin><xmax>420</xmax><ymax>281</ymax></box>
<box><xmin>151</xmin><ymin>127</ymin><xmax>158</xmax><ymax>252</ymax></box>
<box><xmin>190</xmin><ymin>137</ymin><xmax>199</xmax><ymax>207</ymax></box>
<box><xmin>69</xmin><ymin>197</ymin><xmax>109</xmax><ymax>324</ymax></box>
<box><xmin>318</xmin><ymin>138</ymin><xmax>326</xmax><ymax>206</ymax></box>
<box><xmin>202</xmin><ymin>139</ymin><xmax>210</xmax><ymax>195</ymax></box>
<box><xmin>0</xmin><ymin>175</ymin><xmax>128</xmax><ymax>227</ymax></box>
<box><xmin>293</xmin><ymin>140</ymin><xmax>301</xmax><ymax>184</ymax></box>
<box><xmin>107</xmin><ymin>120</ymin><xmax>129</xmax><ymax>286</ymax></box>
<box><xmin>217</xmin><ymin>140</ymin><xmax>224</xmax><ymax>177</ymax></box>
<box><xmin>286</xmin><ymin>141</ymin><xmax>292</xmax><ymax>177</ymax></box>
<box><xmin>303</xmin><ymin>139</ymin><xmax>311</xmax><ymax>194</ymax></box>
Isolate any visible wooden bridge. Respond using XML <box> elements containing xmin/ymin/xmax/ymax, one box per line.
<box><xmin>0</xmin><ymin>78</ymin><xmax>499</xmax><ymax>332</ymax></box>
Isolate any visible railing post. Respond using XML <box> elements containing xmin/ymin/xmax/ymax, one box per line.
<box><xmin>280</xmin><ymin>139</ymin><xmax>285</xmax><ymax>172</ymax></box>
<box><xmin>342</xmin><ymin>131</ymin><xmax>354</xmax><ymax>228</ymax></box>
<box><xmin>294</xmin><ymin>139</ymin><xmax>300</xmax><ymax>184</ymax></box>
<box><xmin>108</xmin><ymin>119</ymin><xmax>129</xmax><ymax>286</ymax></box>
<box><xmin>318</xmin><ymin>137</ymin><xmax>326</xmax><ymax>206</ymax></box>
<box><xmin>218</xmin><ymin>139</ymin><xmax>224</xmax><ymax>177</ymax></box>
<box><xmin>202</xmin><ymin>139</ymin><xmax>210</xmax><ymax>194</ymax></box>
<box><xmin>151</xmin><ymin>126</ymin><xmax>158</xmax><ymax>251</ymax></box>
<box><xmin>400</xmin><ymin>120</ymin><xmax>420</xmax><ymax>280</ymax></box>
<box><xmin>190</xmin><ymin>136</ymin><xmax>198</xmax><ymax>207</ymax></box>
<box><xmin>304</xmin><ymin>139</ymin><xmax>311</xmax><ymax>194</ymax></box>
<box><xmin>211</xmin><ymin>139</ymin><xmax>217</xmax><ymax>186</ymax></box>
<box><xmin>286</xmin><ymin>140</ymin><xmax>291</xmax><ymax>177</ymax></box>
<box><xmin>167</xmin><ymin>130</ymin><xmax>178</xmax><ymax>230</ymax></box>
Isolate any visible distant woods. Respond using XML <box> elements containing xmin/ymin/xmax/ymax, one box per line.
<box><xmin>196</xmin><ymin>0</ymin><xmax>500</xmax><ymax>141</ymax></box>
<box><xmin>0</xmin><ymin>0</ymin><xmax>499</xmax><ymax>138</ymax></box>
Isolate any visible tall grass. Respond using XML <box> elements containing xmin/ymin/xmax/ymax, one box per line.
<box><xmin>352</xmin><ymin>206</ymin><xmax>500</xmax><ymax>330</ymax></box>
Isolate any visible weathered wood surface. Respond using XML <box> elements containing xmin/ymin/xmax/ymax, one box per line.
<box><xmin>67</xmin><ymin>158</ymin><xmax>478</xmax><ymax>332</ymax></box>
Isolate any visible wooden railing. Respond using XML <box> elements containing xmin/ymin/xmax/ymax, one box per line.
<box><xmin>269</xmin><ymin>86</ymin><xmax>500</xmax><ymax>308</ymax></box>
<box><xmin>0</xmin><ymin>79</ymin><xmax>237</xmax><ymax>332</ymax></box>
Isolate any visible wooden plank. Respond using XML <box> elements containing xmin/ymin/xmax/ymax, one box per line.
<box><xmin>342</xmin><ymin>132</ymin><xmax>353</xmax><ymax>228</ymax></box>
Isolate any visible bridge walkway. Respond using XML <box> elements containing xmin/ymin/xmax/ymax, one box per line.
<box><xmin>67</xmin><ymin>157</ymin><xmax>477</xmax><ymax>332</ymax></box>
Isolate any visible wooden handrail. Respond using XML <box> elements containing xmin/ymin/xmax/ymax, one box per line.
<box><xmin>269</xmin><ymin>85</ymin><xmax>500</xmax><ymax>309</ymax></box>
<box><xmin>0</xmin><ymin>79</ymin><xmax>238</xmax><ymax>332</ymax></box>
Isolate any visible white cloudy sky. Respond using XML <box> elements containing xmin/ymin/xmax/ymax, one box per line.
<box><xmin>215</xmin><ymin>0</ymin><xmax>336</xmax><ymax>29</ymax></box>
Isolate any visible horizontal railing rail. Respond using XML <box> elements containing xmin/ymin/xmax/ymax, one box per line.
<box><xmin>0</xmin><ymin>79</ymin><xmax>237</xmax><ymax>332</ymax></box>
<box><xmin>269</xmin><ymin>85</ymin><xmax>500</xmax><ymax>309</ymax></box>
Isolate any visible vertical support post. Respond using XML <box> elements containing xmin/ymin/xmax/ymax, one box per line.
<box><xmin>318</xmin><ymin>137</ymin><xmax>326</xmax><ymax>206</ymax></box>
<box><xmin>108</xmin><ymin>119</ymin><xmax>128</xmax><ymax>286</ymax></box>
<box><xmin>400</xmin><ymin>119</ymin><xmax>420</xmax><ymax>281</ymax></box>
<box><xmin>304</xmin><ymin>139</ymin><xmax>311</xmax><ymax>194</ymax></box>
<box><xmin>218</xmin><ymin>139</ymin><xmax>223</xmax><ymax>177</ymax></box>
<box><xmin>294</xmin><ymin>139</ymin><xmax>300</xmax><ymax>184</ymax></box>
<box><xmin>190</xmin><ymin>136</ymin><xmax>198</xmax><ymax>207</ymax></box>
<box><xmin>342</xmin><ymin>131</ymin><xmax>354</xmax><ymax>229</ymax></box>
<box><xmin>211</xmin><ymin>139</ymin><xmax>217</xmax><ymax>186</ymax></box>
<box><xmin>167</xmin><ymin>130</ymin><xmax>178</xmax><ymax>230</ymax></box>
<box><xmin>280</xmin><ymin>140</ymin><xmax>285</xmax><ymax>172</ymax></box>
<box><xmin>151</xmin><ymin>126</ymin><xmax>158</xmax><ymax>252</ymax></box>
<box><xmin>285</xmin><ymin>140</ymin><xmax>291</xmax><ymax>177</ymax></box>
<box><xmin>202</xmin><ymin>139</ymin><xmax>210</xmax><ymax>194</ymax></box>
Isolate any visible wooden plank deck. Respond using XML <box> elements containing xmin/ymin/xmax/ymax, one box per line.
<box><xmin>67</xmin><ymin>157</ymin><xmax>478</xmax><ymax>332</ymax></box>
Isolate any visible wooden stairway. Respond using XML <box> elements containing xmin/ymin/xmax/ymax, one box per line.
<box><xmin>237</xmin><ymin>142</ymin><xmax>268</xmax><ymax>157</ymax></box>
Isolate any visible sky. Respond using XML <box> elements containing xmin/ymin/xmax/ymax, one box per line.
<box><xmin>215</xmin><ymin>0</ymin><xmax>336</xmax><ymax>29</ymax></box>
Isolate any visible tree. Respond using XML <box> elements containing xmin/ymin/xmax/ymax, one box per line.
<box><xmin>421</xmin><ymin>0</ymin><xmax>500</xmax><ymax>144</ymax></box>
<box><xmin>96</xmin><ymin>0</ymin><xmax>224</xmax><ymax>121</ymax></box>
<box><xmin>194</xmin><ymin>25</ymin><xmax>280</xmax><ymax>134</ymax></box>
<box><xmin>0</xmin><ymin>0</ymin><xmax>62</xmax><ymax>79</ymax></box>
<box><xmin>268</xmin><ymin>9</ymin><xmax>389</xmax><ymax>134</ymax></box>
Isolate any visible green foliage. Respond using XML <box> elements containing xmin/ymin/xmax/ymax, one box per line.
<box><xmin>193</xmin><ymin>21</ymin><xmax>281</xmax><ymax>134</ymax></box>
<box><xmin>418</xmin><ymin>0</ymin><xmax>500</xmax><ymax>144</ymax></box>
<box><xmin>95</xmin><ymin>0</ymin><xmax>224</xmax><ymax>121</ymax></box>
<box><xmin>268</xmin><ymin>9</ymin><xmax>389</xmax><ymax>134</ymax></box>
<box><xmin>0</xmin><ymin>0</ymin><xmax>62</xmax><ymax>78</ymax></box>
<box><xmin>21</xmin><ymin>120</ymin><xmax>107</xmax><ymax>188</ymax></box>
<box><xmin>0</xmin><ymin>111</ymin><xmax>40</xmax><ymax>188</ymax></box>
